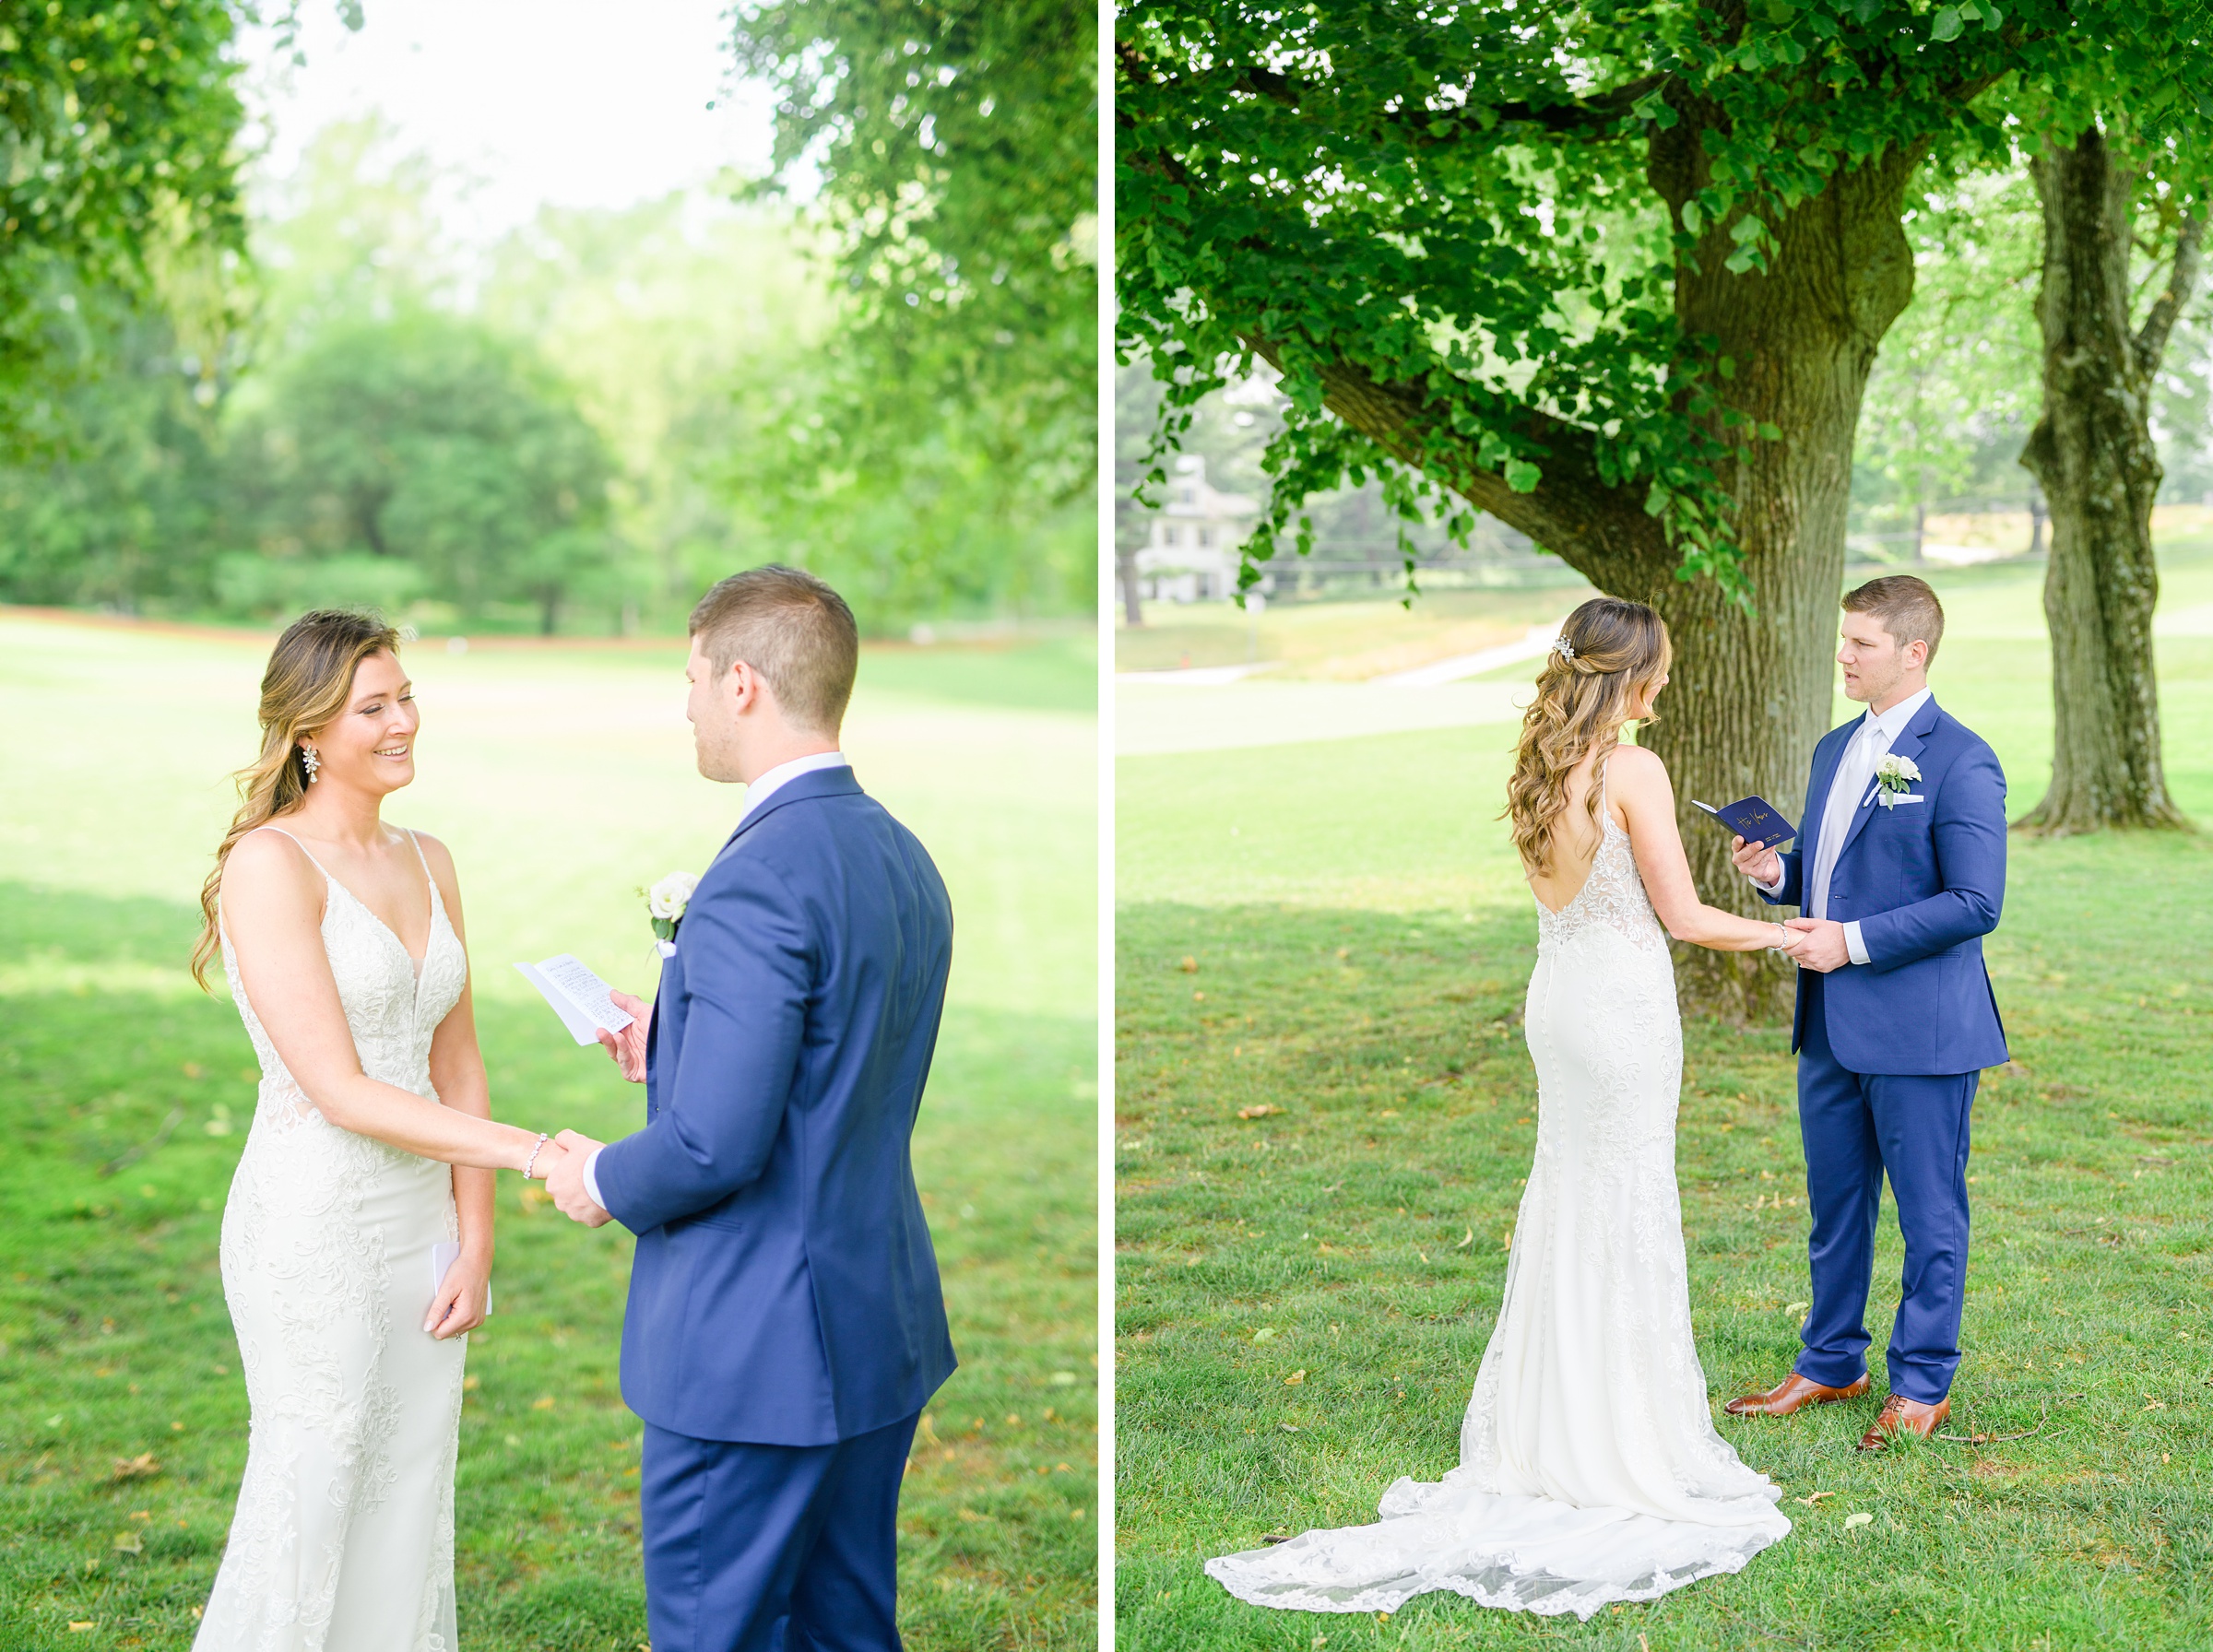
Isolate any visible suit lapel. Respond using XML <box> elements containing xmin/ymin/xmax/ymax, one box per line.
<box><xmin>1834</xmin><ymin>692</ymin><xmax>1940</xmax><ymax>868</ymax></box>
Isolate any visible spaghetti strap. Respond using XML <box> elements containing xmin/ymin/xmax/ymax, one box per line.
<box><xmin>404</xmin><ymin>828</ymin><xmax>444</xmax><ymax>918</ymax></box>
<box><xmin>249</xmin><ymin>824</ymin><xmax>333</xmax><ymax>880</ymax></box>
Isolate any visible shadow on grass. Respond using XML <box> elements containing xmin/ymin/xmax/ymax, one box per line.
<box><xmin>0</xmin><ymin>883</ymin><xmax>1095</xmax><ymax>1651</ymax></box>
<box><xmin>1117</xmin><ymin>898</ymin><xmax>2213</xmax><ymax>1651</ymax></box>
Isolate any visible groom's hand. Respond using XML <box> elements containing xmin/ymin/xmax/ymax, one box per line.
<box><xmin>1782</xmin><ymin>917</ymin><xmax>1850</xmax><ymax>973</ymax></box>
<box><xmin>596</xmin><ymin>991</ymin><xmax>652</xmax><ymax>1083</ymax></box>
<box><xmin>1731</xmin><ymin>834</ymin><xmax>1782</xmax><ymax>887</ymax></box>
<box><xmin>545</xmin><ymin>1128</ymin><xmax>612</xmax><ymax>1227</ymax></box>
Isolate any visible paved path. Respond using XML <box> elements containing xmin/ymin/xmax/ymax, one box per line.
<box><xmin>1117</xmin><ymin>675</ymin><xmax>1528</xmax><ymax>755</ymax></box>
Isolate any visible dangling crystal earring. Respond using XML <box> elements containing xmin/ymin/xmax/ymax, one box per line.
<box><xmin>302</xmin><ymin>746</ymin><xmax>321</xmax><ymax>784</ymax></box>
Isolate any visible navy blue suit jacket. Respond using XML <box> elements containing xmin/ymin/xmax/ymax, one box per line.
<box><xmin>593</xmin><ymin>766</ymin><xmax>958</xmax><ymax>1446</ymax></box>
<box><xmin>1760</xmin><ymin>694</ymin><xmax>2010</xmax><ymax>1076</ymax></box>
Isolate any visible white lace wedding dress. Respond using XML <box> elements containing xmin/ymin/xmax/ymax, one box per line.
<box><xmin>1207</xmin><ymin>802</ymin><xmax>1791</xmax><ymax>1620</ymax></box>
<box><xmin>197</xmin><ymin>828</ymin><xmax>470</xmax><ymax>1651</ymax></box>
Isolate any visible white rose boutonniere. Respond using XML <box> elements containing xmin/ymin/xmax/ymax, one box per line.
<box><xmin>642</xmin><ymin>871</ymin><xmax>699</xmax><ymax>958</ymax></box>
<box><xmin>1874</xmin><ymin>753</ymin><xmax>1922</xmax><ymax>808</ymax></box>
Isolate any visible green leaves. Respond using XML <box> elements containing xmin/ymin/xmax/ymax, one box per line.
<box><xmin>1933</xmin><ymin>0</ymin><xmax>2004</xmax><ymax>41</ymax></box>
<box><xmin>1118</xmin><ymin>0</ymin><xmax>2213</xmax><ymax>613</ymax></box>
<box><xmin>0</xmin><ymin>0</ymin><xmax>252</xmax><ymax>454</ymax></box>
<box><xmin>733</xmin><ymin>0</ymin><xmax>1097</xmax><ymax>622</ymax></box>
<box><xmin>1630</xmin><ymin>87</ymin><xmax>1678</xmax><ymax>129</ymax></box>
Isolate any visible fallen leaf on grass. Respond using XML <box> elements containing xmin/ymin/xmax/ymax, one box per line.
<box><xmin>1455</xmin><ymin>1229</ymin><xmax>1473</xmax><ymax>1248</ymax></box>
<box><xmin>110</xmin><ymin>1453</ymin><xmax>159</xmax><ymax>1481</ymax></box>
<box><xmin>1283</xmin><ymin>1369</ymin><xmax>1307</xmax><ymax>1386</ymax></box>
<box><xmin>531</xmin><ymin>1396</ymin><xmax>556</xmax><ymax>1410</ymax></box>
<box><xmin>1253</xmin><ymin>1328</ymin><xmax>1277</xmax><ymax>1342</ymax></box>
<box><xmin>1796</xmin><ymin>1491</ymin><xmax>1836</xmax><ymax>1506</ymax></box>
<box><xmin>1783</xmin><ymin>1302</ymin><xmax>1810</xmax><ymax>1317</ymax></box>
<box><xmin>68</xmin><ymin>1624</ymin><xmax>94</xmax><ymax>1634</ymax></box>
<box><xmin>1237</xmin><ymin>1103</ymin><xmax>1284</xmax><ymax>1120</ymax></box>
<box><xmin>1843</xmin><ymin>1512</ymin><xmax>1874</xmax><ymax>1529</ymax></box>
<box><xmin>112</xmin><ymin>1530</ymin><xmax>143</xmax><ymax>1554</ymax></box>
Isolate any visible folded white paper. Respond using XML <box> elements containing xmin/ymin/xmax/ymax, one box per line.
<box><xmin>513</xmin><ymin>953</ymin><xmax>636</xmax><ymax>1045</ymax></box>
<box><xmin>429</xmin><ymin>1239</ymin><xmax>491</xmax><ymax>1320</ymax></box>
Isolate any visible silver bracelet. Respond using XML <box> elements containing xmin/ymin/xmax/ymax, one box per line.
<box><xmin>522</xmin><ymin>1132</ymin><xmax>550</xmax><ymax>1179</ymax></box>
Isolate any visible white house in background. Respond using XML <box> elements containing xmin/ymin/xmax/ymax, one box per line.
<box><xmin>1132</xmin><ymin>454</ymin><xmax>1269</xmax><ymax>602</ymax></box>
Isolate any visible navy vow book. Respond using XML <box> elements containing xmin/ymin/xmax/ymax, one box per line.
<box><xmin>1690</xmin><ymin>796</ymin><xmax>1798</xmax><ymax>845</ymax></box>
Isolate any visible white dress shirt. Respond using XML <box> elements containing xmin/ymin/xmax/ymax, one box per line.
<box><xmin>1763</xmin><ymin>688</ymin><xmax>1930</xmax><ymax>968</ymax></box>
<box><xmin>580</xmin><ymin>749</ymin><xmax>848</xmax><ymax>1212</ymax></box>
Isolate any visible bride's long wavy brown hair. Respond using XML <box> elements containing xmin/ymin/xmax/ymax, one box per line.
<box><xmin>192</xmin><ymin>610</ymin><xmax>402</xmax><ymax>989</ymax></box>
<box><xmin>1504</xmin><ymin>597</ymin><xmax>1671</xmax><ymax>876</ymax></box>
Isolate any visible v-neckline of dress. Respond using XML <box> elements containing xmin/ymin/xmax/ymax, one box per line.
<box><xmin>263</xmin><ymin>826</ymin><xmax>440</xmax><ymax>980</ymax></box>
<box><xmin>323</xmin><ymin>872</ymin><xmax>439</xmax><ymax>981</ymax></box>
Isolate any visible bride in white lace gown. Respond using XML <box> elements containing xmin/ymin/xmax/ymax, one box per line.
<box><xmin>1209</xmin><ymin>597</ymin><xmax>1803</xmax><ymax>1621</ymax></box>
<box><xmin>188</xmin><ymin>612</ymin><xmax>575</xmax><ymax>1649</ymax></box>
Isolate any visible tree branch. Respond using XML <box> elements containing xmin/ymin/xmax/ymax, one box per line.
<box><xmin>2133</xmin><ymin>209</ymin><xmax>2206</xmax><ymax>373</ymax></box>
<box><xmin>1240</xmin><ymin>334</ymin><xmax>1668</xmax><ymax>594</ymax></box>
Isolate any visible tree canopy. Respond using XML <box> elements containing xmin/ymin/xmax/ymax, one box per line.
<box><xmin>1117</xmin><ymin>0</ymin><xmax>2213</xmax><ymax>601</ymax></box>
<box><xmin>731</xmin><ymin>0</ymin><xmax>1099</xmax><ymax>618</ymax></box>
<box><xmin>0</xmin><ymin>0</ymin><xmax>290</xmax><ymax>449</ymax></box>
<box><xmin>227</xmin><ymin>312</ymin><xmax>619</xmax><ymax>631</ymax></box>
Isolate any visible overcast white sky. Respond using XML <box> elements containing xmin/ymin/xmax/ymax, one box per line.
<box><xmin>242</xmin><ymin>0</ymin><xmax>786</xmax><ymax>241</ymax></box>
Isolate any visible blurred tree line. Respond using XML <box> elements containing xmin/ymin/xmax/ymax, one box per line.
<box><xmin>0</xmin><ymin>0</ymin><xmax>1096</xmax><ymax>636</ymax></box>
<box><xmin>1851</xmin><ymin>167</ymin><xmax>2213</xmax><ymax>551</ymax></box>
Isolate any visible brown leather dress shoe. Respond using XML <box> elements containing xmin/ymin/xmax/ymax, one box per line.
<box><xmin>1856</xmin><ymin>1393</ymin><xmax>1949</xmax><ymax>1451</ymax></box>
<box><xmin>1722</xmin><ymin>1371</ymin><xmax>1872</xmax><ymax>1417</ymax></box>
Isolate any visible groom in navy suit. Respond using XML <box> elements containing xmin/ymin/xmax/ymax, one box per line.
<box><xmin>544</xmin><ymin>565</ymin><xmax>956</xmax><ymax>1650</ymax></box>
<box><xmin>1722</xmin><ymin>575</ymin><xmax>2008</xmax><ymax>1450</ymax></box>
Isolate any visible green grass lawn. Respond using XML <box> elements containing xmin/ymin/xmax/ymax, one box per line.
<box><xmin>1116</xmin><ymin>547</ymin><xmax>2213</xmax><ymax>1650</ymax></box>
<box><xmin>0</xmin><ymin>615</ymin><xmax>1097</xmax><ymax>1650</ymax></box>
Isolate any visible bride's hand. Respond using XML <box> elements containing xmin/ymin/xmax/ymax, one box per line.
<box><xmin>528</xmin><ymin>1136</ymin><xmax>571</xmax><ymax>1177</ymax></box>
<box><xmin>425</xmin><ymin>1250</ymin><xmax>491</xmax><ymax>1339</ymax></box>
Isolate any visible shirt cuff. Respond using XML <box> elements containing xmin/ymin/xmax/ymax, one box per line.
<box><xmin>582</xmin><ymin>1147</ymin><xmax>606</xmax><ymax>1211</ymax></box>
<box><xmin>1757</xmin><ymin>872</ymin><xmax>1786</xmax><ymax>898</ymax></box>
<box><xmin>1843</xmin><ymin>920</ymin><xmax>1870</xmax><ymax>967</ymax></box>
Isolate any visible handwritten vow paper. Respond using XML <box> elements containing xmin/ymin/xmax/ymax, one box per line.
<box><xmin>513</xmin><ymin>954</ymin><xmax>635</xmax><ymax>1045</ymax></box>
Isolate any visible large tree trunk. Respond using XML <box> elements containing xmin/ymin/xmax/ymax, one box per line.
<box><xmin>1260</xmin><ymin>134</ymin><xmax>1922</xmax><ymax>1021</ymax></box>
<box><xmin>1635</xmin><ymin>136</ymin><xmax>1921</xmax><ymax>1021</ymax></box>
<box><xmin>2017</xmin><ymin>126</ymin><xmax>2197</xmax><ymax>835</ymax></box>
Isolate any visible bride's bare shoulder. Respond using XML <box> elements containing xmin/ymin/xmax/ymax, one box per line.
<box><xmin>221</xmin><ymin>826</ymin><xmax>322</xmax><ymax>904</ymax></box>
<box><xmin>1606</xmin><ymin>743</ymin><xmax>1671</xmax><ymax>790</ymax></box>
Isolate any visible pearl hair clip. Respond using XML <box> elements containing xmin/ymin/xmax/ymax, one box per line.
<box><xmin>1551</xmin><ymin>636</ymin><xmax>1577</xmax><ymax>662</ymax></box>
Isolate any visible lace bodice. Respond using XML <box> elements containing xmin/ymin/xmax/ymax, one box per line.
<box><xmin>219</xmin><ymin>828</ymin><xmax>468</xmax><ymax>1129</ymax></box>
<box><xmin>1533</xmin><ymin>810</ymin><xmax>1668</xmax><ymax>958</ymax></box>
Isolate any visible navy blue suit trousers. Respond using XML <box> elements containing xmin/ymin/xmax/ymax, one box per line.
<box><xmin>1793</xmin><ymin>972</ymin><xmax>1979</xmax><ymax>1404</ymax></box>
<box><xmin>640</xmin><ymin>1408</ymin><xmax>921</xmax><ymax>1652</ymax></box>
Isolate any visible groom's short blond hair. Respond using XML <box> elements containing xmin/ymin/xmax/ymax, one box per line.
<box><xmin>1843</xmin><ymin>574</ymin><xmax>1945</xmax><ymax>666</ymax></box>
<box><xmin>690</xmin><ymin>565</ymin><xmax>859</xmax><ymax>737</ymax></box>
